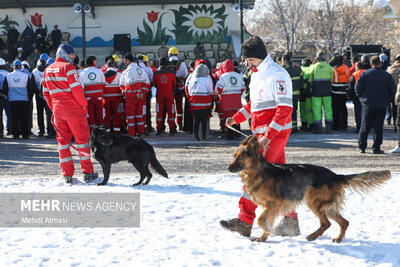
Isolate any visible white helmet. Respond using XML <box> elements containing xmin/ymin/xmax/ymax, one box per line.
<box><xmin>22</xmin><ymin>60</ymin><xmax>30</xmax><ymax>69</ymax></box>
<box><xmin>0</xmin><ymin>58</ymin><xmax>5</xmax><ymax>65</ymax></box>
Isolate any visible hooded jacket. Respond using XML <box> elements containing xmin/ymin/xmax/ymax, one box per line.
<box><xmin>103</xmin><ymin>67</ymin><xmax>122</xmax><ymax>98</ymax></box>
<box><xmin>215</xmin><ymin>60</ymin><xmax>245</xmax><ymax>113</ymax></box>
<box><xmin>186</xmin><ymin>64</ymin><xmax>214</xmax><ymax>110</ymax></box>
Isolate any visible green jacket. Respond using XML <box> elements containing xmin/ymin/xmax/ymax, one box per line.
<box><xmin>283</xmin><ymin>62</ymin><xmax>302</xmax><ymax>95</ymax></box>
<box><xmin>306</xmin><ymin>61</ymin><xmax>333</xmax><ymax>97</ymax></box>
<box><xmin>301</xmin><ymin>66</ymin><xmax>311</xmax><ymax>96</ymax></box>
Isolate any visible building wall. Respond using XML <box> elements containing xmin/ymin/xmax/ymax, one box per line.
<box><xmin>0</xmin><ymin>4</ymin><xmax>239</xmax><ymax>48</ymax></box>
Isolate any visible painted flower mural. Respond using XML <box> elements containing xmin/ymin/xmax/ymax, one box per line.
<box><xmin>0</xmin><ymin>15</ymin><xmax>19</xmax><ymax>34</ymax></box>
<box><xmin>137</xmin><ymin>11</ymin><xmax>172</xmax><ymax>45</ymax></box>
<box><xmin>172</xmin><ymin>5</ymin><xmax>228</xmax><ymax>44</ymax></box>
<box><xmin>30</xmin><ymin>12</ymin><xmax>43</xmax><ymax>27</ymax></box>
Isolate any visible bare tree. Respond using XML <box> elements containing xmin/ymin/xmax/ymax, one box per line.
<box><xmin>245</xmin><ymin>0</ymin><xmax>311</xmax><ymax>52</ymax></box>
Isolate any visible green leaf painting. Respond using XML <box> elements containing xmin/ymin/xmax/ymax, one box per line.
<box><xmin>0</xmin><ymin>15</ymin><xmax>19</xmax><ymax>34</ymax></box>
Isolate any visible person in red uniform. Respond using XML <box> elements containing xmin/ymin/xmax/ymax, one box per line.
<box><xmin>120</xmin><ymin>54</ymin><xmax>150</xmax><ymax>136</ymax></box>
<box><xmin>153</xmin><ymin>57</ymin><xmax>176</xmax><ymax>136</ymax></box>
<box><xmin>42</xmin><ymin>44</ymin><xmax>98</xmax><ymax>184</ymax></box>
<box><xmin>79</xmin><ymin>56</ymin><xmax>106</xmax><ymax>130</ymax></box>
<box><xmin>103</xmin><ymin>59</ymin><xmax>123</xmax><ymax>134</ymax></box>
<box><xmin>220</xmin><ymin>36</ymin><xmax>300</xmax><ymax>238</ymax></box>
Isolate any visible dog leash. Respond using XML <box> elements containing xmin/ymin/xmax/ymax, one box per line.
<box><xmin>51</xmin><ymin>115</ymin><xmax>91</xmax><ymax>157</ymax></box>
<box><xmin>226</xmin><ymin>125</ymin><xmax>250</xmax><ymax>138</ymax></box>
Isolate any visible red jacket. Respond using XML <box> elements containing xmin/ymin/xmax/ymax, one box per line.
<box><xmin>153</xmin><ymin>66</ymin><xmax>176</xmax><ymax>99</ymax></box>
<box><xmin>104</xmin><ymin>67</ymin><xmax>123</xmax><ymax>98</ymax></box>
<box><xmin>42</xmin><ymin>57</ymin><xmax>87</xmax><ymax>116</ymax></box>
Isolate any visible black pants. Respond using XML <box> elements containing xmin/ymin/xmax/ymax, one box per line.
<box><xmin>292</xmin><ymin>94</ymin><xmax>299</xmax><ymax>129</ymax></box>
<box><xmin>358</xmin><ymin>104</ymin><xmax>386</xmax><ymax>151</ymax></box>
<box><xmin>353</xmin><ymin>98</ymin><xmax>362</xmax><ymax>132</ymax></box>
<box><xmin>45</xmin><ymin>102</ymin><xmax>55</xmax><ymax>136</ymax></box>
<box><xmin>396</xmin><ymin>104</ymin><xmax>400</xmax><ymax>146</ymax></box>
<box><xmin>183</xmin><ymin>95</ymin><xmax>193</xmax><ymax>133</ymax></box>
<box><xmin>332</xmin><ymin>93</ymin><xmax>348</xmax><ymax>130</ymax></box>
<box><xmin>36</xmin><ymin>95</ymin><xmax>46</xmax><ymax>134</ymax></box>
<box><xmin>192</xmin><ymin>108</ymin><xmax>209</xmax><ymax>139</ymax></box>
<box><xmin>0</xmin><ymin>97</ymin><xmax>5</xmax><ymax>136</ymax></box>
<box><xmin>10</xmin><ymin>101</ymin><xmax>30</xmax><ymax>138</ymax></box>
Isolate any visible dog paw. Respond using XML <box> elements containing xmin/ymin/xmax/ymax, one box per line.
<box><xmin>97</xmin><ymin>183</ymin><xmax>106</xmax><ymax>186</ymax></box>
<box><xmin>306</xmin><ymin>235</ymin><xmax>318</xmax><ymax>241</ymax></box>
<box><xmin>332</xmin><ymin>238</ymin><xmax>342</xmax><ymax>243</ymax></box>
<box><xmin>250</xmin><ymin>237</ymin><xmax>265</xmax><ymax>242</ymax></box>
<box><xmin>131</xmin><ymin>183</ymin><xmax>141</xmax><ymax>186</ymax></box>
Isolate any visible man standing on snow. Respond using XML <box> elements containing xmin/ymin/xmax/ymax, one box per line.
<box><xmin>220</xmin><ymin>36</ymin><xmax>300</xmax><ymax>238</ymax></box>
<box><xmin>42</xmin><ymin>44</ymin><xmax>98</xmax><ymax>184</ymax></box>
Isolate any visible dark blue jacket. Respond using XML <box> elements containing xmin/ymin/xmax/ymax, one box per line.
<box><xmin>355</xmin><ymin>67</ymin><xmax>396</xmax><ymax>108</ymax></box>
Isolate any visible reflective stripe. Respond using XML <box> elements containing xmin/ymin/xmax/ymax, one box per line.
<box><xmin>84</xmin><ymin>90</ymin><xmax>103</xmax><ymax>94</ymax></box>
<box><xmin>168</xmin><ymin>118</ymin><xmax>175</xmax><ymax>121</ymax></box>
<box><xmin>332</xmin><ymin>68</ymin><xmax>338</xmax><ymax>83</ymax></box>
<box><xmin>269</xmin><ymin>121</ymin><xmax>292</xmax><ymax>132</ymax></box>
<box><xmin>176</xmin><ymin>114</ymin><xmax>183</xmax><ymax>117</ymax></box>
<box><xmin>135</xmin><ymin>115</ymin><xmax>143</xmax><ymax>118</ymax></box>
<box><xmin>137</xmin><ymin>122</ymin><xmax>145</xmax><ymax>125</ymax></box>
<box><xmin>58</xmin><ymin>144</ymin><xmax>70</xmax><ymax>150</ymax></box>
<box><xmin>241</xmin><ymin>189</ymin><xmax>252</xmax><ymax>201</ymax></box>
<box><xmin>331</xmin><ymin>91</ymin><xmax>347</xmax><ymax>94</ymax></box>
<box><xmin>190</xmin><ymin>92</ymin><xmax>211</xmax><ymax>96</ymax></box>
<box><xmin>114</xmin><ymin>128</ymin><xmax>120</xmax><ymax>131</ymax></box>
<box><xmin>76</xmin><ymin>143</ymin><xmax>89</xmax><ymax>148</ymax></box>
<box><xmin>103</xmin><ymin>93</ymin><xmax>122</xmax><ymax>97</ymax></box>
<box><xmin>60</xmin><ymin>156</ymin><xmax>73</xmax><ymax>163</ymax></box>
<box><xmin>276</xmin><ymin>97</ymin><xmax>293</xmax><ymax>106</ymax></box>
<box><xmin>239</xmin><ymin>107</ymin><xmax>250</xmax><ymax>119</ymax></box>
<box><xmin>190</xmin><ymin>103</ymin><xmax>211</xmax><ymax>107</ymax></box>
<box><xmin>106</xmin><ymin>129</ymin><xmax>111</xmax><ymax>133</ymax></box>
<box><xmin>156</xmin><ymin>118</ymin><xmax>163</xmax><ymax>121</ymax></box>
<box><xmin>69</xmin><ymin>82</ymin><xmax>81</xmax><ymax>89</ymax></box>
<box><xmin>126</xmin><ymin>116</ymin><xmax>135</xmax><ymax>119</ymax></box>
<box><xmin>49</xmin><ymin>88</ymin><xmax>71</xmax><ymax>95</ymax></box>
<box><xmin>292</xmin><ymin>76</ymin><xmax>301</xmax><ymax>80</ymax></box>
<box><xmin>127</xmin><ymin>123</ymin><xmax>136</xmax><ymax>126</ymax></box>
<box><xmin>79</xmin><ymin>156</ymin><xmax>91</xmax><ymax>161</ymax></box>
<box><xmin>44</xmin><ymin>76</ymin><xmax>67</xmax><ymax>82</ymax></box>
<box><xmin>66</xmin><ymin>69</ymin><xmax>77</xmax><ymax>77</ymax></box>
<box><xmin>89</xmin><ymin>124</ymin><xmax>96</xmax><ymax>128</ymax></box>
<box><xmin>222</xmin><ymin>89</ymin><xmax>243</xmax><ymax>95</ymax></box>
<box><xmin>331</xmin><ymin>83</ymin><xmax>348</xmax><ymax>87</ymax></box>
<box><xmin>252</xmin><ymin>101</ymin><xmax>276</xmax><ymax>110</ymax></box>
<box><xmin>42</xmin><ymin>87</ymin><xmax>49</xmax><ymax>92</ymax></box>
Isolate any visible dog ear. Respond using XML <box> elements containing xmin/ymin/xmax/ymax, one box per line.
<box><xmin>241</xmin><ymin>135</ymin><xmax>253</xmax><ymax>146</ymax></box>
<box><xmin>247</xmin><ymin>136</ymin><xmax>260</xmax><ymax>155</ymax></box>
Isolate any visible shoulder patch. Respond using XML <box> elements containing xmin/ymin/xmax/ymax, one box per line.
<box><xmin>276</xmin><ymin>80</ymin><xmax>287</xmax><ymax>95</ymax></box>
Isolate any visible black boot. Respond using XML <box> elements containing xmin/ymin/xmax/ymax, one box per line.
<box><xmin>64</xmin><ymin>176</ymin><xmax>73</xmax><ymax>184</ymax></box>
<box><xmin>84</xmin><ymin>172</ymin><xmax>99</xmax><ymax>183</ymax></box>
<box><xmin>220</xmin><ymin>218</ymin><xmax>252</xmax><ymax>237</ymax></box>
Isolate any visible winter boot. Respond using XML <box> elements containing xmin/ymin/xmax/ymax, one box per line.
<box><xmin>220</xmin><ymin>218</ymin><xmax>252</xmax><ymax>237</ymax></box>
<box><xmin>271</xmin><ymin>216</ymin><xmax>301</xmax><ymax>237</ymax></box>
<box><xmin>64</xmin><ymin>176</ymin><xmax>73</xmax><ymax>184</ymax></box>
<box><xmin>84</xmin><ymin>172</ymin><xmax>99</xmax><ymax>183</ymax></box>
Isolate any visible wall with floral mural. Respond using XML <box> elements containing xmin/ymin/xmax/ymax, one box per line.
<box><xmin>0</xmin><ymin>4</ymin><xmax>238</xmax><ymax>47</ymax></box>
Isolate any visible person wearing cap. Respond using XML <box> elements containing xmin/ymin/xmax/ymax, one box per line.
<box><xmin>0</xmin><ymin>58</ymin><xmax>10</xmax><ymax>138</ymax></box>
<box><xmin>390</xmin><ymin>54</ymin><xmax>400</xmax><ymax>153</ymax></box>
<box><xmin>305</xmin><ymin>51</ymin><xmax>334</xmax><ymax>133</ymax></box>
<box><xmin>50</xmin><ymin>25</ymin><xmax>62</xmax><ymax>52</ymax></box>
<box><xmin>153</xmin><ymin>56</ymin><xmax>176</xmax><ymax>136</ymax></box>
<box><xmin>169</xmin><ymin>47</ymin><xmax>188</xmax><ymax>131</ymax></box>
<box><xmin>221</xmin><ymin>36</ymin><xmax>300</xmax><ymax>238</ymax></box>
<box><xmin>79</xmin><ymin>55</ymin><xmax>106</xmax><ymax>130</ymax></box>
<box><xmin>16</xmin><ymin>47</ymin><xmax>25</xmax><ymax>61</ymax></box>
<box><xmin>5</xmin><ymin>59</ymin><xmax>35</xmax><ymax>139</ymax></box>
<box><xmin>103</xmin><ymin>59</ymin><xmax>123</xmax><ymax>134</ymax></box>
<box><xmin>32</xmin><ymin>53</ymin><xmax>55</xmax><ymax>137</ymax></box>
<box><xmin>356</xmin><ymin>56</ymin><xmax>396</xmax><ymax>154</ymax></box>
<box><xmin>42</xmin><ymin>44</ymin><xmax>98</xmax><ymax>184</ymax></box>
<box><xmin>282</xmin><ymin>53</ymin><xmax>302</xmax><ymax>132</ymax></box>
<box><xmin>120</xmin><ymin>53</ymin><xmax>150</xmax><ymax>136</ymax></box>
<box><xmin>138</xmin><ymin>54</ymin><xmax>154</xmax><ymax>134</ymax></box>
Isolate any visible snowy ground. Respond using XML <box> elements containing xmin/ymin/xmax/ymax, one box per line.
<box><xmin>0</xmin><ymin>172</ymin><xmax>399</xmax><ymax>267</ymax></box>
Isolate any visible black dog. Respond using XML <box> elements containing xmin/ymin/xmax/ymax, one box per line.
<box><xmin>90</xmin><ymin>127</ymin><xmax>168</xmax><ymax>186</ymax></box>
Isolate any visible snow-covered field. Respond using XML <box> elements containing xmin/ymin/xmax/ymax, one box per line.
<box><xmin>0</xmin><ymin>172</ymin><xmax>399</xmax><ymax>267</ymax></box>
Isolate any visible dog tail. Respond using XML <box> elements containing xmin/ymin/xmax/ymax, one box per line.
<box><xmin>149</xmin><ymin>148</ymin><xmax>168</xmax><ymax>178</ymax></box>
<box><xmin>343</xmin><ymin>170</ymin><xmax>391</xmax><ymax>194</ymax></box>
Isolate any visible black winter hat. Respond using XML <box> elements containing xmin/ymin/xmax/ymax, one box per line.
<box><xmin>241</xmin><ymin>36</ymin><xmax>267</xmax><ymax>60</ymax></box>
<box><xmin>124</xmin><ymin>53</ymin><xmax>135</xmax><ymax>62</ymax></box>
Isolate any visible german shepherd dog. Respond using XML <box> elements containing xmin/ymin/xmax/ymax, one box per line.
<box><xmin>90</xmin><ymin>127</ymin><xmax>168</xmax><ymax>186</ymax></box>
<box><xmin>228</xmin><ymin>136</ymin><xmax>391</xmax><ymax>242</ymax></box>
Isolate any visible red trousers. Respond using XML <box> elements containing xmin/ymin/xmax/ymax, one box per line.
<box><xmin>54</xmin><ymin>112</ymin><xmax>93</xmax><ymax>177</ymax></box>
<box><xmin>103</xmin><ymin>97</ymin><xmax>123</xmax><ymax>133</ymax></box>
<box><xmin>174</xmin><ymin>94</ymin><xmax>183</xmax><ymax>127</ymax></box>
<box><xmin>238</xmin><ymin>132</ymin><xmax>296</xmax><ymax>225</ymax></box>
<box><xmin>86</xmin><ymin>96</ymin><xmax>105</xmax><ymax>129</ymax></box>
<box><xmin>156</xmin><ymin>97</ymin><xmax>176</xmax><ymax>131</ymax></box>
<box><xmin>125</xmin><ymin>96</ymin><xmax>144</xmax><ymax>136</ymax></box>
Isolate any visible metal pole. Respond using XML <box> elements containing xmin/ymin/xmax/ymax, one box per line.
<box><xmin>240</xmin><ymin>0</ymin><xmax>244</xmax><ymax>44</ymax></box>
<box><xmin>81</xmin><ymin>0</ymin><xmax>86</xmax><ymax>59</ymax></box>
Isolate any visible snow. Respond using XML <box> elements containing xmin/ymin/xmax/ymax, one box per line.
<box><xmin>0</xmin><ymin>172</ymin><xmax>399</xmax><ymax>267</ymax></box>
